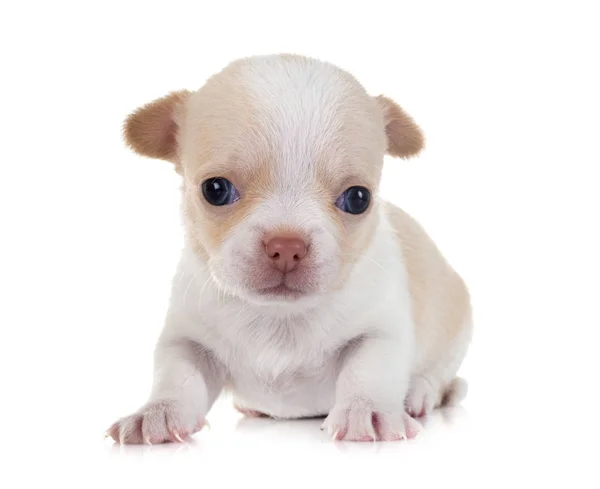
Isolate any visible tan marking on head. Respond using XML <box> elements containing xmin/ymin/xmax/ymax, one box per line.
<box><xmin>306</xmin><ymin>86</ymin><xmax>387</xmax><ymax>281</ymax></box>
<box><xmin>313</xmin><ymin>167</ymin><xmax>380</xmax><ymax>287</ymax></box>
<box><xmin>385</xmin><ymin>202</ymin><xmax>471</xmax><ymax>365</ymax></box>
<box><xmin>171</xmin><ymin>64</ymin><xmax>281</xmax><ymax>258</ymax></box>
<box><xmin>183</xmin><ymin>156</ymin><xmax>275</xmax><ymax>256</ymax></box>
<box><xmin>123</xmin><ymin>90</ymin><xmax>191</xmax><ymax>171</ymax></box>
<box><xmin>375</xmin><ymin>95</ymin><xmax>424</xmax><ymax>158</ymax></box>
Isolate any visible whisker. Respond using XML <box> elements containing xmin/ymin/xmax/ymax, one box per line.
<box><xmin>181</xmin><ymin>272</ymin><xmax>199</xmax><ymax>307</ymax></box>
<box><xmin>341</xmin><ymin>251</ymin><xmax>393</xmax><ymax>280</ymax></box>
<box><xmin>196</xmin><ymin>275</ymin><xmax>213</xmax><ymax>317</ymax></box>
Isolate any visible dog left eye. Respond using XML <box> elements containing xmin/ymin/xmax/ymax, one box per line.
<box><xmin>335</xmin><ymin>186</ymin><xmax>371</xmax><ymax>214</ymax></box>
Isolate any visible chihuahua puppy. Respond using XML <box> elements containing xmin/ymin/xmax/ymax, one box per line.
<box><xmin>107</xmin><ymin>54</ymin><xmax>472</xmax><ymax>444</ymax></box>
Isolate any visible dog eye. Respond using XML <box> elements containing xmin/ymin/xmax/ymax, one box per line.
<box><xmin>335</xmin><ymin>186</ymin><xmax>371</xmax><ymax>214</ymax></box>
<box><xmin>201</xmin><ymin>177</ymin><xmax>240</xmax><ymax>206</ymax></box>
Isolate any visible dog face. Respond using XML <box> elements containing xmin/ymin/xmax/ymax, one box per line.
<box><xmin>124</xmin><ymin>55</ymin><xmax>423</xmax><ymax>305</ymax></box>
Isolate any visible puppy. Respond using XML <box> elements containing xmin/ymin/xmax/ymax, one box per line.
<box><xmin>107</xmin><ymin>54</ymin><xmax>472</xmax><ymax>444</ymax></box>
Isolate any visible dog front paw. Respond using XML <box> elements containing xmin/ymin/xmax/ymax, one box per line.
<box><xmin>106</xmin><ymin>400</ymin><xmax>206</xmax><ymax>445</ymax></box>
<box><xmin>322</xmin><ymin>399</ymin><xmax>421</xmax><ymax>442</ymax></box>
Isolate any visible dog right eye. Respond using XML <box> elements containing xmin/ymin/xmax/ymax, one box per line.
<box><xmin>201</xmin><ymin>177</ymin><xmax>240</xmax><ymax>206</ymax></box>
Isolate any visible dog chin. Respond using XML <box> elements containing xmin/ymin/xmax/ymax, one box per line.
<box><xmin>240</xmin><ymin>282</ymin><xmax>325</xmax><ymax>307</ymax></box>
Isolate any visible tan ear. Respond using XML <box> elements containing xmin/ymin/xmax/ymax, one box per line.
<box><xmin>123</xmin><ymin>90</ymin><xmax>191</xmax><ymax>165</ymax></box>
<box><xmin>375</xmin><ymin>95</ymin><xmax>424</xmax><ymax>158</ymax></box>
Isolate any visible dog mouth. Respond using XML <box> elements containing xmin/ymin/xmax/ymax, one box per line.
<box><xmin>257</xmin><ymin>283</ymin><xmax>304</xmax><ymax>300</ymax></box>
<box><xmin>242</xmin><ymin>265</ymin><xmax>324</xmax><ymax>303</ymax></box>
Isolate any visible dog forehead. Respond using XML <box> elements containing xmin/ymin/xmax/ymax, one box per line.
<box><xmin>183</xmin><ymin>55</ymin><xmax>385</xmax><ymax>184</ymax></box>
<box><xmin>242</xmin><ymin>58</ymin><xmax>381</xmax><ymax>149</ymax></box>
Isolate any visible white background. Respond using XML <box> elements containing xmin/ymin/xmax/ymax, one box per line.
<box><xmin>1</xmin><ymin>1</ymin><xmax>599</xmax><ymax>487</ymax></box>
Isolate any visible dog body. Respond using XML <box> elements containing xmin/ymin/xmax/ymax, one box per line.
<box><xmin>108</xmin><ymin>54</ymin><xmax>472</xmax><ymax>443</ymax></box>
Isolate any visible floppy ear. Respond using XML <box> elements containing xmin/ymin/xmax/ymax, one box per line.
<box><xmin>375</xmin><ymin>95</ymin><xmax>424</xmax><ymax>158</ymax></box>
<box><xmin>123</xmin><ymin>90</ymin><xmax>191</xmax><ymax>167</ymax></box>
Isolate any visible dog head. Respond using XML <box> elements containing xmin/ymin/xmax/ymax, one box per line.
<box><xmin>124</xmin><ymin>54</ymin><xmax>423</xmax><ymax>306</ymax></box>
